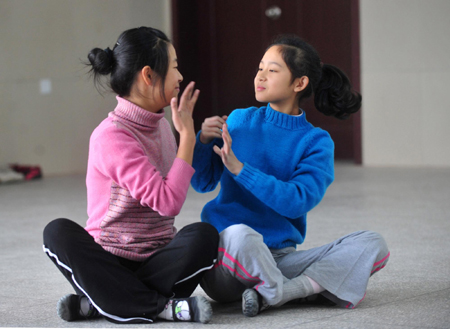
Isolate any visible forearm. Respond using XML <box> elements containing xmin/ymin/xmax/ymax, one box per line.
<box><xmin>191</xmin><ymin>132</ymin><xmax>224</xmax><ymax>193</ymax></box>
<box><xmin>234</xmin><ymin>162</ymin><xmax>333</xmax><ymax>219</ymax></box>
<box><xmin>95</xmin><ymin>130</ymin><xmax>195</xmax><ymax>217</ymax></box>
<box><xmin>176</xmin><ymin>132</ymin><xmax>196</xmax><ymax>165</ymax></box>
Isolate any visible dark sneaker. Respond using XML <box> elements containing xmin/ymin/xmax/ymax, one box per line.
<box><xmin>289</xmin><ymin>294</ymin><xmax>336</xmax><ymax>306</ymax></box>
<box><xmin>242</xmin><ymin>288</ymin><xmax>270</xmax><ymax>317</ymax></box>
<box><xmin>172</xmin><ymin>296</ymin><xmax>212</xmax><ymax>323</ymax></box>
<box><xmin>56</xmin><ymin>294</ymin><xmax>99</xmax><ymax>321</ymax></box>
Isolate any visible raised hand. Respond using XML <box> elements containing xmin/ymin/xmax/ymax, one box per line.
<box><xmin>171</xmin><ymin>81</ymin><xmax>200</xmax><ymax>137</ymax></box>
<box><xmin>199</xmin><ymin>115</ymin><xmax>228</xmax><ymax>144</ymax></box>
<box><xmin>171</xmin><ymin>81</ymin><xmax>200</xmax><ymax>165</ymax></box>
<box><xmin>213</xmin><ymin>122</ymin><xmax>243</xmax><ymax>176</ymax></box>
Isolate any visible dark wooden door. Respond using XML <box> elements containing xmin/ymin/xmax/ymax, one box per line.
<box><xmin>172</xmin><ymin>0</ymin><xmax>361</xmax><ymax>162</ymax></box>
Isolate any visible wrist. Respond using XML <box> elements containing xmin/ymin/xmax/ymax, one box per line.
<box><xmin>199</xmin><ymin>133</ymin><xmax>213</xmax><ymax>145</ymax></box>
<box><xmin>177</xmin><ymin>133</ymin><xmax>196</xmax><ymax>165</ymax></box>
<box><xmin>179</xmin><ymin>131</ymin><xmax>196</xmax><ymax>143</ymax></box>
<box><xmin>231</xmin><ymin>162</ymin><xmax>244</xmax><ymax>176</ymax></box>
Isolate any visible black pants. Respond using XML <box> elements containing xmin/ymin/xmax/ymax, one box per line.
<box><xmin>43</xmin><ymin>218</ymin><xmax>219</xmax><ymax>323</ymax></box>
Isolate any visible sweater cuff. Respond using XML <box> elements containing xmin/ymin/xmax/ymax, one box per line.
<box><xmin>194</xmin><ymin>131</ymin><xmax>218</xmax><ymax>159</ymax></box>
<box><xmin>195</xmin><ymin>131</ymin><xmax>216</xmax><ymax>147</ymax></box>
<box><xmin>235</xmin><ymin>163</ymin><xmax>259</xmax><ymax>190</ymax></box>
<box><xmin>169</xmin><ymin>158</ymin><xmax>195</xmax><ymax>193</ymax></box>
<box><xmin>172</xmin><ymin>157</ymin><xmax>195</xmax><ymax>179</ymax></box>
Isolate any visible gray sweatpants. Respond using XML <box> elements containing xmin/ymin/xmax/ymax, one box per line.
<box><xmin>200</xmin><ymin>224</ymin><xmax>390</xmax><ymax>308</ymax></box>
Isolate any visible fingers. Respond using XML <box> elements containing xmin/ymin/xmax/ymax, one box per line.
<box><xmin>221</xmin><ymin>123</ymin><xmax>231</xmax><ymax>154</ymax></box>
<box><xmin>205</xmin><ymin>116</ymin><xmax>227</xmax><ymax>130</ymax></box>
<box><xmin>200</xmin><ymin>115</ymin><xmax>229</xmax><ymax>144</ymax></box>
<box><xmin>182</xmin><ymin>88</ymin><xmax>200</xmax><ymax>110</ymax></box>
<box><xmin>189</xmin><ymin>89</ymin><xmax>200</xmax><ymax>107</ymax></box>
<box><xmin>222</xmin><ymin>122</ymin><xmax>230</xmax><ymax>135</ymax></box>
<box><xmin>201</xmin><ymin>116</ymin><xmax>225</xmax><ymax>138</ymax></box>
<box><xmin>179</xmin><ymin>82</ymin><xmax>200</xmax><ymax>114</ymax></box>
<box><xmin>182</xmin><ymin>81</ymin><xmax>195</xmax><ymax>99</ymax></box>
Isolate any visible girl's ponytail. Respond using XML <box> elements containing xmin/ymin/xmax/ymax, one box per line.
<box><xmin>271</xmin><ymin>35</ymin><xmax>361</xmax><ymax>120</ymax></box>
<box><xmin>314</xmin><ymin>64</ymin><xmax>362</xmax><ymax>120</ymax></box>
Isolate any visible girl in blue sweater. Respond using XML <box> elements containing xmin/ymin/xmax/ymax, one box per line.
<box><xmin>191</xmin><ymin>35</ymin><xmax>390</xmax><ymax>316</ymax></box>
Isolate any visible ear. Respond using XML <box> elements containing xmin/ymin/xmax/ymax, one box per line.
<box><xmin>293</xmin><ymin>76</ymin><xmax>309</xmax><ymax>93</ymax></box>
<box><xmin>141</xmin><ymin>66</ymin><xmax>153</xmax><ymax>86</ymax></box>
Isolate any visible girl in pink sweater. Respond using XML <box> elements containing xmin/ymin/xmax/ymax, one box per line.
<box><xmin>43</xmin><ymin>27</ymin><xmax>219</xmax><ymax>324</ymax></box>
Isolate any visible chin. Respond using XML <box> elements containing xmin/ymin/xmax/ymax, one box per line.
<box><xmin>255</xmin><ymin>96</ymin><xmax>267</xmax><ymax>103</ymax></box>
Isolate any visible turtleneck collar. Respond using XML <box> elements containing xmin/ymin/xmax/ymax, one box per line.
<box><xmin>264</xmin><ymin>103</ymin><xmax>309</xmax><ymax>130</ymax></box>
<box><xmin>111</xmin><ymin>96</ymin><xmax>165</xmax><ymax>128</ymax></box>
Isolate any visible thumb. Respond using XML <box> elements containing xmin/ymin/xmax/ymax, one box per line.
<box><xmin>213</xmin><ymin>145</ymin><xmax>222</xmax><ymax>157</ymax></box>
<box><xmin>170</xmin><ymin>97</ymin><xmax>178</xmax><ymax>115</ymax></box>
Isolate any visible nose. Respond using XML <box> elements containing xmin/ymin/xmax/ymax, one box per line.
<box><xmin>178</xmin><ymin>71</ymin><xmax>183</xmax><ymax>83</ymax></box>
<box><xmin>256</xmin><ymin>70</ymin><xmax>266</xmax><ymax>81</ymax></box>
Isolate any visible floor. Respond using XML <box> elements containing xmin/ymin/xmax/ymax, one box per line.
<box><xmin>1</xmin><ymin>163</ymin><xmax>449</xmax><ymax>328</ymax></box>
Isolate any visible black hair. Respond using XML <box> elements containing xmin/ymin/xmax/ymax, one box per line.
<box><xmin>86</xmin><ymin>27</ymin><xmax>171</xmax><ymax>98</ymax></box>
<box><xmin>270</xmin><ymin>35</ymin><xmax>361</xmax><ymax>120</ymax></box>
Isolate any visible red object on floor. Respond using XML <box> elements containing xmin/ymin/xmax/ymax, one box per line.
<box><xmin>10</xmin><ymin>164</ymin><xmax>42</xmax><ymax>180</ymax></box>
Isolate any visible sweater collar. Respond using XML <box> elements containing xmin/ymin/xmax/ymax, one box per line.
<box><xmin>264</xmin><ymin>103</ymin><xmax>309</xmax><ymax>130</ymax></box>
<box><xmin>111</xmin><ymin>96</ymin><xmax>165</xmax><ymax>128</ymax></box>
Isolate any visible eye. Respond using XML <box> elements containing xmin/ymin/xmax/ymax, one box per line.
<box><xmin>269</xmin><ymin>69</ymin><xmax>277</xmax><ymax>73</ymax></box>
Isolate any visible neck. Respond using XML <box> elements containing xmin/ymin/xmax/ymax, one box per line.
<box><xmin>123</xmin><ymin>95</ymin><xmax>162</xmax><ymax>113</ymax></box>
<box><xmin>125</xmin><ymin>83</ymin><xmax>166</xmax><ymax>113</ymax></box>
<box><xmin>269</xmin><ymin>100</ymin><xmax>300</xmax><ymax>116</ymax></box>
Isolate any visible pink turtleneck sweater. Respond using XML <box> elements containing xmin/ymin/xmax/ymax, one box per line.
<box><xmin>85</xmin><ymin>96</ymin><xmax>195</xmax><ymax>261</ymax></box>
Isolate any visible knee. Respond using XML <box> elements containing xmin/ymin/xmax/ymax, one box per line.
<box><xmin>222</xmin><ymin>224</ymin><xmax>261</xmax><ymax>239</ymax></box>
<box><xmin>180</xmin><ymin>222</ymin><xmax>220</xmax><ymax>252</ymax></box>
<box><xmin>43</xmin><ymin>218</ymin><xmax>70</xmax><ymax>242</ymax></box>
<box><xmin>359</xmin><ymin>230</ymin><xmax>389</xmax><ymax>256</ymax></box>
<box><xmin>220</xmin><ymin>224</ymin><xmax>264</xmax><ymax>252</ymax></box>
<box><xmin>43</xmin><ymin>218</ymin><xmax>76</xmax><ymax>248</ymax></box>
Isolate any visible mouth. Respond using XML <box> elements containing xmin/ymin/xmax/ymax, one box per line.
<box><xmin>256</xmin><ymin>86</ymin><xmax>265</xmax><ymax>92</ymax></box>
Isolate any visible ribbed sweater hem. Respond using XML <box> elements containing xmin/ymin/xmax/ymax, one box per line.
<box><xmin>101</xmin><ymin>245</ymin><xmax>159</xmax><ymax>262</ymax></box>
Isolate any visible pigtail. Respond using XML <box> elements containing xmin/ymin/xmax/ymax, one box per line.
<box><xmin>314</xmin><ymin>64</ymin><xmax>361</xmax><ymax>120</ymax></box>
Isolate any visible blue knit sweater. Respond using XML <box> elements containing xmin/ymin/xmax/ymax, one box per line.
<box><xmin>191</xmin><ymin>104</ymin><xmax>335</xmax><ymax>249</ymax></box>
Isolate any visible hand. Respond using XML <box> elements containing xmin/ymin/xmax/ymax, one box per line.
<box><xmin>171</xmin><ymin>81</ymin><xmax>200</xmax><ymax>137</ymax></box>
<box><xmin>200</xmin><ymin>115</ymin><xmax>228</xmax><ymax>144</ymax></box>
<box><xmin>213</xmin><ymin>122</ymin><xmax>243</xmax><ymax>175</ymax></box>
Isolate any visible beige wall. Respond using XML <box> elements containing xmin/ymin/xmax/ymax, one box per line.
<box><xmin>1</xmin><ymin>1</ymin><xmax>449</xmax><ymax>176</ymax></box>
<box><xmin>0</xmin><ymin>0</ymin><xmax>171</xmax><ymax>175</ymax></box>
<box><xmin>360</xmin><ymin>0</ymin><xmax>450</xmax><ymax>167</ymax></box>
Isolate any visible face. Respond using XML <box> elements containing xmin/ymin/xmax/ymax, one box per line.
<box><xmin>254</xmin><ymin>45</ymin><xmax>298</xmax><ymax>111</ymax></box>
<box><xmin>162</xmin><ymin>43</ymin><xmax>183</xmax><ymax>103</ymax></box>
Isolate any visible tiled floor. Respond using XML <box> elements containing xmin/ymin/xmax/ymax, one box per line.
<box><xmin>1</xmin><ymin>163</ymin><xmax>449</xmax><ymax>328</ymax></box>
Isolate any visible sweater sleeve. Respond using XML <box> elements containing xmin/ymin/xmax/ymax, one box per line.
<box><xmin>92</xmin><ymin>126</ymin><xmax>195</xmax><ymax>217</ymax></box>
<box><xmin>234</xmin><ymin>131</ymin><xmax>334</xmax><ymax>219</ymax></box>
<box><xmin>191</xmin><ymin>131</ymin><xmax>224</xmax><ymax>193</ymax></box>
